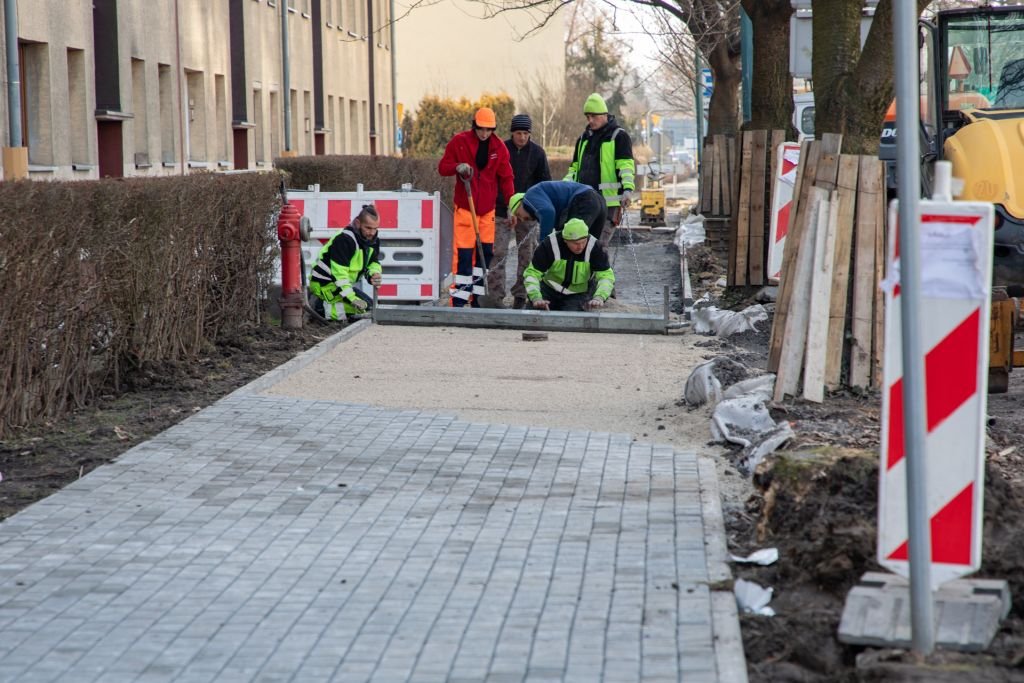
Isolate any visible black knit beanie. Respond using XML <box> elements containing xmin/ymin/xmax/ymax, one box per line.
<box><xmin>510</xmin><ymin>114</ymin><xmax>532</xmax><ymax>133</ymax></box>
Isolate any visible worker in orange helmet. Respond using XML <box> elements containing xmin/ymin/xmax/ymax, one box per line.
<box><xmin>438</xmin><ymin>107</ymin><xmax>515</xmax><ymax>307</ymax></box>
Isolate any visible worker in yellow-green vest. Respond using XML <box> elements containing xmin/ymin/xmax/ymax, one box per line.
<box><xmin>563</xmin><ymin>93</ymin><xmax>636</xmax><ymax>249</ymax></box>
<box><xmin>523</xmin><ymin>218</ymin><xmax>615</xmax><ymax>312</ymax></box>
<box><xmin>308</xmin><ymin>204</ymin><xmax>383</xmax><ymax>321</ymax></box>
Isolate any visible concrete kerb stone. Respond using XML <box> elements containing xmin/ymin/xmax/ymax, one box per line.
<box><xmin>227</xmin><ymin>319</ymin><xmax>373</xmax><ymax>399</ymax></box>
<box><xmin>699</xmin><ymin>456</ymin><xmax>749</xmax><ymax>683</ymax></box>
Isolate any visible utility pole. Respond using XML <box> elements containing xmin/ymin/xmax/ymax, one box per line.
<box><xmin>281</xmin><ymin>0</ymin><xmax>294</xmax><ymax>156</ymax></box>
<box><xmin>3</xmin><ymin>0</ymin><xmax>27</xmax><ymax>178</ymax></box>
<box><xmin>740</xmin><ymin>6</ymin><xmax>752</xmax><ymax>124</ymax></box>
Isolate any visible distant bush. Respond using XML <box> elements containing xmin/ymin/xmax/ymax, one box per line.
<box><xmin>0</xmin><ymin>172</ymin><xmax>281</xmax><ymax>435</ymax></box>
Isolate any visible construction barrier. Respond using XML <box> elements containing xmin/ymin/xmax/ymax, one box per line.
<box><xmin>767</xmin><ymin>142</ymin><xmax>802</xmax><ymax>283</ymax></box>
<box><xmin>878</xmin><ymin>199</ymin><xmax>994</xmax><ymax>588</ymax></box>
<box><xmin>288</xmin><ymin>185</ymin><xmax>443</xmax><ymax>302</ymax></box>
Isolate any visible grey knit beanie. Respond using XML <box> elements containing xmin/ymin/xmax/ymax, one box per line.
<box><xmin>510</xmin><ymin>114</ymin><xmax>532</xmax><ymax>132</ymax></box>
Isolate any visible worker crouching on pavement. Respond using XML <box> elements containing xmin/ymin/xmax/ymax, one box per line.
<box><xmin>508</xmin><ymin>180</ymin><xmax>607</xmax><ymax>243</ymax></box>
<box><xmin>523</xmin><ymin>218</ymin><xmax>614</xmax><ymax>312</ymax></box>
<box><xmin>308</xmin><ymin>204</ymin><xmax>382</xmax><ymax>321</ymax></box>
<box><xmin>438</xmin><ymin>107</ymin><xmax>515</xmax><ymax>307</ymax></box>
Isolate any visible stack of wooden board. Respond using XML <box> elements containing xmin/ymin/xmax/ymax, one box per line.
<box><xmin>699</xmin><ymin>135</ymin><xmax>737</xmax><ymax>264</ymax></box>
<box><xmin>728</xmin><ymin>129</ymin><xmax>787</xmax><ymax>287</ymax></box>
<box><xmin>767</xmin><ymin>134</ymin><xmax>888</xmax><ymax>402</ymax></box>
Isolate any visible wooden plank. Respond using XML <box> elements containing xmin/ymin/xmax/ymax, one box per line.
<box><xmin>774</xmin><ymin>187</ymin><xmax>828</xmax><ymax>401</ymax></box>
<box><xmin>819</xmin><ymin>132</ymin><xmax>843</xmax><ymax>156</ymax></box>
<box><xmin>803</xmin><ymin>191</ymin><xmax>840</xmax><ymax>402</ymax></box>
<box><xmin>768</xmin><ymin>139</ymin><xmax>820</xmax><ymax>373</ymax></box>
<box><xmin>725</xmin><ymin>135</ymin><xmax>737</xmax><ymax>217</ymax></box>
<box><xmin>700</xmin><ymin>141</ymin><xmax>714</xmax><ymax>213</ymax></box>
<box><xmin>849</xmin><ymin>155</ymin><xmax>881</xmax><ymax>388</ymax></box>
<box><xmin>716</xmin><ymin>135</ymin><xmax>724</xmax><ymax>215</ymax></box>
<box><xmin>825</xmin><ymin>155</ymin><xmax>861</xmax><ymax>389</ymax></box>
<box><xmin>748</xmin><ymin>130</ymin><xmax>769</xmax><ymax>286</ymax></box>
<box><xmin>815</xmin><ymin>151</ymin><xmax>841</xmax><ymax>191</ymax></box>
<box><xmin>872</xmin><ymin>163</ymin><xmax>887</xmax><ymax>389</ymax></box>
<box><xmin>732</xmin><ymin>132</ymin><xmax>753</xmax><ymax>286</ymax></box>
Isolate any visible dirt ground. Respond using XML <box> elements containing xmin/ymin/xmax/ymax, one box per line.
<box><xmin>686</xmin><ymin>247</ymin><xmax>1024</xmax><ymax>682</ymax></box>
<box><xmin>0</xmin><ymin>324</ymin><xmax>332</xmax><ymax>522</ymax></box>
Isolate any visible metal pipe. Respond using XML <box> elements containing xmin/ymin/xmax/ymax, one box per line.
<box><xmin>367</xmin><ymin>0</ymin><xmax>377</xmax><ymax>157</ymax></box>
<box><xmin>5</xmin><ymin>0</ymin><xmax>22</xmax><ymax>147</ymax></box>
<box><xmin>281</xmin><ymin>0</ymin><xmax>292</xmax><ymax>153</ymax></box>
<box><xmin>174</xmin><ymin>0</ymin><xmax>186</xmax><ymax>172</ymax></box>
<box><xmin>740</xmin><ymin>6</ymin><xmax>752</xmax><ymax>124</ymax></box>
<box><xmin>389</xmin><ymin>0</ymin><xmax>397</xmax><ymax>154</ymax></box>
<box><xmin>893</xmin><ymin>0</ymin><xmax>934</xmax><ymax>655</ymax></box>
<box><xmin>694</xmin><ymin>51</ymin><xmax>705</xmax><ymax>202</ymax></box>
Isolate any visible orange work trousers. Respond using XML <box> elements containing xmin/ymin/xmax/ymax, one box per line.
<box><xmin>450</xmin><ymin>207</ymin><xmax>495</xmax><ymax>307</ymax></box>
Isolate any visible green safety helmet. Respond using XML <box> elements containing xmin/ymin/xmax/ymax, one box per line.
<box><xmin>562</xmin><ymin>218</ymin><xmax>589</xmax><ymax>241</ymax></box>
<box><xmin>583</xmin><ymin>93</ymin><xmax>608</xmax><ymax>115</ymax></box>
<box><xmin>508</xmin><ymin>192</ymin><xmax>526</xmax><ymax>215</ymax></box>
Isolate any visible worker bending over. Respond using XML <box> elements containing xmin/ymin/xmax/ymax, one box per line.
<box><xmin>523</xmin><ymin>218</ymin><xmax>614</xmax><ymax>312</ymax></box>
<box><xmin>507</xmin><ymin>180</ymin><xmax>606</xmax><ymax>242</ymax></box>
<box><xmin>308</xmin><ymin>204</ymin><xmax>382</xmax><ymax>321</ymax></box>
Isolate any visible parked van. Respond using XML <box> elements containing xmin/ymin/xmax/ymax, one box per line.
<box><xmin>793</xmin><ymin>92</ymin><xmax>815</xmax><ymax>141</ymax></box>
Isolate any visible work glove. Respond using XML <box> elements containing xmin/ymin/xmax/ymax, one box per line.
<box><xmin>621</xmin><ymin>191</ymin><xmax>633</xmax><ymax>208</ymax></box>
<box><xmin>532</xmin><ymin>299</ymin><xmax>550</xmax><ymax>311</ymax></box>
<box><xmin>369</xmin><ymin>272</ymin><xmax>382</xmax><ymax>286</ymax></box>
<box><xmin>351</xmin><ymin>298</ymin><xmax>368</xmax><ymax>312</ymax></box>
<box><xmin>586</xmin><ymin>298</ymin><xmax>604</xmax><ymax>311</ymax></box>
<box><xmin>456</xmin><ymin>163</ymin><xmax>473</xmax><ymax>179</ymax></box>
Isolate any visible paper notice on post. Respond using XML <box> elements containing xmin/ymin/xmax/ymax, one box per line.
<box><xmin>919</xmin><ymin>221</ymin><xmax>987</xmax><ymax>300</ymax></box>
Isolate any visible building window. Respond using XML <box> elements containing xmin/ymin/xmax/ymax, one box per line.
<box><xmin>131</xmin><ymin>58</ymin><xmax>149</xmax><ymax>166</ymax></box>
<box><xmin>215</xmin><ymin>74</ymin><xmax>228</xmax><ymax>162</ymax></box>
<box><xmin>269</xmin><ymin>90</ymin><xmax>281</xmax><ymax>158</ymax></box>
<box><xmin>362</xmin><ymin>100</ymin><xmax>368</xmax><ymax>153</ymax></box>
<box><xmin>336</xmin><ymin>0</ymin><xmax>344</xmax><ymax>28</ymax></box>
<box><xmin>342</xmin><ymin>95</ymin><xmax>350</xmax><ymax>152</ymax></box>
<box><xmin>289</xmin><ymin>89</ymin><xmax>298</xmax><ymax>152</ymax></box>
<box><xmin>158</xmin><ymin>63</ymin><xmax>175</xmax><ymax>164</ymax></box>
<box><xmin>349</xmin><ymin>99</ymin><xmax>359</xmax><ymax>153</ymax></box>
<box><xmin>68</xmin><ymin>49</ymin><xmax>90</xmax><ymax>165</ymax></box>
<box><xmin>327</xmin><ymin>95</ymin><xmax>335</xmax><ymax>152</ymax></box>
<box><xmin>346</xmin><ymin>0</ymin><xmax>357</xmax><ymax>33</ymax></box>
<box><xmin>186</xmin><ymin>70</ymin><xmax>206</xmax><ymax>161</ymax></box>
<box><xmin>303</xmin><ymin>90</ymin><xmax>312</xmax><ymax>154</ymax></box>
<box><xmin>20</xmin><ymin>42</ymin><xmax>53</xmax><ymax>165</ymax></box>
<box><xmin>253</xmin><ymin>89</ymin><xmax>265</xmax><ymax>163</ymax></box>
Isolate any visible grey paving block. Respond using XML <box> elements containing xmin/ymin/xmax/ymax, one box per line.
<box><xmin>0</xmin><ymin>392</ymin><xmax>741</xmax><ymax>681</ymax></box>
<box><xmin>838</xmin><ymin>571</ymin><xmax>1012</xmax><ymax>652</ymax></box>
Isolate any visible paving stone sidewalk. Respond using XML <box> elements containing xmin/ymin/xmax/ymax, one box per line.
<box><xmin>0</xmin><ymin>393</ymin><xmax>743</xmax><ymax>682</ymax></box>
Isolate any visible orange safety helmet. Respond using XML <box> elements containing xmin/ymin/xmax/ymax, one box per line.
<box><xmin>474</xmin><ymin>107</ymin><xmax>497</xmax><ymax>129</ymax></box>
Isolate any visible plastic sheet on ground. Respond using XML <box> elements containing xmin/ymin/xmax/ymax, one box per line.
<box><xmin>683</xmin><ymin>359</ymin><xmax>724</xmax><ymax>407</ymax></box>
<box><xmin>674</xmin><ymin>213</ymin><xmax>706</xmax><ymax>249</ymax></box>
<box><xmin>710</xmin><ymin>388</ymin><xmax>794</xmax><ymax>475</ymax></box>
<box><xmin>692</xmin><ymin>304</ymin><xmax>768</xmax><ymax>337</ymax></box>
<box><xmin>730</xmin><ymin>548</ymin><xmax>779</xmax><ymax>566</ymax></box>
<box><xmin>735</xmin><ymin>578</ymin><xmax>775</xmax><ymax>616</ymax></box>
<box><xmin>722</xmin><ymin>374</ymin><xmax>775</xmax><ymax>402</ymax></box>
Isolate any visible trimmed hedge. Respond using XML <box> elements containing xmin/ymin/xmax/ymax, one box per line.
<box><xmin>275</xmin><ymin>154</ymin><xmax>572</xmax><ymax>207</ymax></box>
<box><xmin>0</xmin><ymin>172</ymin><xmax>282</xmax><ymax>435</ymax></box>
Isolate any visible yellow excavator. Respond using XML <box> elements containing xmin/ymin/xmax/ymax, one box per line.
<box><xmin>880</xmin><ymin>5</ymin><xmax>1024</xmax><ymax>391</ymax></box>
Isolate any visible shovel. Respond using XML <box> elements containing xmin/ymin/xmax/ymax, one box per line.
<box><xmin>460</xmin><ymin>175</ymin><xmax>490</xmax><ymax>302</ymax></box>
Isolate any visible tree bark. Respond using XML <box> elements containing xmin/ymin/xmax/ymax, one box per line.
<box><xmin>742</xmin><ymin>0</ymin><xmax>795</xmax><ymax>136</ymax></box>
<box><xmin>705</xmin><ymin>37</ymin><xmax>741</xmax><ymax>137</ymax></box>
<box><xmin>811</xmin><ymin>0</ymin><xmax>931</xmax><ymax>154</ymax></box>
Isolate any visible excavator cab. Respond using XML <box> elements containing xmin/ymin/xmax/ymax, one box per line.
<box><xmin>931</xmin><ymin>7</ymin><xmax>1024</xmax><ymax>294</ymax></box>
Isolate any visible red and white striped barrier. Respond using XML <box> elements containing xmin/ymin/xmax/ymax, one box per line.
<box><xmin>767</xmin><ymin>143</ymin><xmax>801</xmax><ymax>283</ymax></box>
<box><xmin>878</xmin><ymin>199</ymin><xmax>994</xmax><ymax>588</ymax></box>
<box><xmin>289</xmin><ymin>188</ymin><xmax>441</xmax><ymax>302</ymax></box>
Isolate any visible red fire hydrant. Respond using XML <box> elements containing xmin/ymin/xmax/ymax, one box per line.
<box><xmin>277</xmin><ymin>201</ymin><xmax>304</xmax><ymax>329</ymax></box>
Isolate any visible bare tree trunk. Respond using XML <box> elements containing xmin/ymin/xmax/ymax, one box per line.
<box><xmin>811</xmin><ymin>0</ymin><xmax>930</xmax><ymax>154</ymax></box>
<box><xmin>705</xmin><ymin>38</ymin><xmax>741</xmax><ymax>137</ymax></box>
<box><xmin>742</xmin><ymin>0</ymin><xmax>795</xmax><ymax>136</ymax></box>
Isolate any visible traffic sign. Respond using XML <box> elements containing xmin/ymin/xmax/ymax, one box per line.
<box><xmin>878</xmin><ymin>198</ymin><xmax>994</xmax><ymax>589</ymax></box>
<box><xmin>701</xmin><ymin>68</ymin><xmax>714</xmax><ymax>100</ymax></box>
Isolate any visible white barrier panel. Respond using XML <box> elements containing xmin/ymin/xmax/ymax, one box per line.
<box><xmin>289</xmin><ymin>189</ymin><xmax>441</xmax><ymax>302</ymax></box>
<box><xmin>878</xmin><ymin>199</ymin><xmax>993</xmax><ymax>588</ymax></box>
<box><xmin>767</xmin><ymin>143</ymin><xmax>801</xmax><ymax>283</ymax></box>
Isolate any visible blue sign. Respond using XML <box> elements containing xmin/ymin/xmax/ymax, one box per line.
<box><xmin>700</xmin><ymin>68</ymin><xmax>714</xmax><ymax>100</ymax></box>
<box><xmin>396</xmin><ymin>127</ymin><xmax>404</xmax><ymax>148</ymax></box>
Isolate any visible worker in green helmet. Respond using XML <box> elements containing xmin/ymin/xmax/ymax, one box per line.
<box><xmin>523</xmin><ymin>218</ymin><xmax>615</xmax><ymax>312</ymax></box>
<box><xmin>563</xmin><ymin>93</ymin><xmax>636</xmax><ymax>249</ymax></box>
<box><xmin>307</xmin><ymin>204</ymin><xmax>383</xmax><ymax>321</ymax></box>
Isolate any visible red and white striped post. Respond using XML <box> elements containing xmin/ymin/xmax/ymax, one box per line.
<box><xmin>767</xmin><ymin>142</ymin><xmax>801</xmax><ymax>283</ymax></box>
